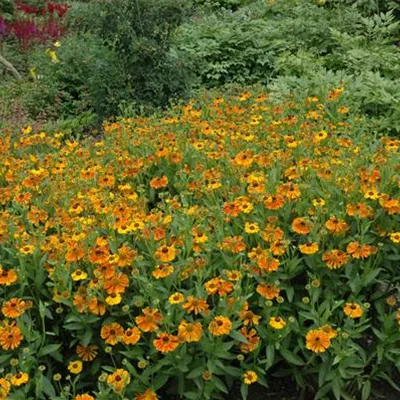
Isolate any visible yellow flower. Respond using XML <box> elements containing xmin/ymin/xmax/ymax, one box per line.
<box><xmin>298</xmin><ymin>242</ymin><xmax>319</xmax><ymax>255</ymax></box>
<box><xmin>244</xmin><ymin>222</ymin><xmax>260</xmax><ymax>234</ymax></box>
<box><xmin>71</xmin><ymin>270</ymin><xmax>88</xmax><ymax>281</ymax></box>
<box><xmin>19</xmin><ymin>245</ymin><xmax>35</xmax><ymax>255</ymax></box>
<box><xmin>106</xmin><ymin>293</ymin><xmax>122</xmax><ymax>305</ymax></box>
<box><xmin>68</xmin><ymin>360</ymin><xmax>83</xmax><ymax>374</ymax></box>
<box><xmin>10</xmin><ymin>372</ymin><xmax>29</xmax><ymax>386</ymax></box>
<box><xmin>312</xmin><ymin>198</ymin><xmax>326</xmax><ymax>207</ymax></box>
<box><xmin>168</xmin><ymin>292</ymin><xmax>184</xmax><ymax>304</ymax></box>
<box><xmin>269</xmin><ymin>317</ymin><xmax>286</xmax><ymax>330</ymax></box>
<box><xmin>390</xmin><ymin>232</ymin><xmax>400</xmax><ymax>244</ymax></box>
<box><xmin>243</xmin><ymin>370</ymin><xmax>258</xmax><ymax>384</ymax></box>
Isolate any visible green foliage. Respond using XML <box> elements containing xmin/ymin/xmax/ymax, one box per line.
<box><xmin>193</xmin><ymin>0</ymin><xmax>252</xmax><ymax>11</ymax></box>
<box><xmin>67</xmin><ymin>0</ymin><xmax>194</xmax><ymax>110</ymax></box>
<box><xmin>0</xmin><ymin>0</ymin><xmax>14</xmax><ymax>15</ymax></box>
<box><xmin>173</xmin><ymin>0</ymin><xmax>400</xmax><ymax>133</ymax></box>
<box><xmin>24</xmin><ymin>33</ymin><xmax>128</xmax><ymax>128</ymax></box>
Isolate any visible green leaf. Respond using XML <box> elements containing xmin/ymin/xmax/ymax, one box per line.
<box><xmin>38</xmin><ymin>343</ymin><xmax>62</xmax><ymax>358</ymax></box>
<box><xmin>230</xmin><ymin>330</ymin><xmax>248</xmax><ymax>343</ymax></box>
<box><xmin>280</xmin><ymin>349</ymin><xmax>305</xmax><ymax>366</ymax></box>
<box><xmin>213</xmin><ymin>376</ymin><xmax>228</xmax><ymax>394</ymax></box>
<box><xmin>187</xmin><ymin>366</ymin><xmax>205</xmax><ymax>379</ymax></box>
<box><xmin>318</xmin><ymin>359</ymin><xmax>331</xmax><ymax>387</ymax></box>
<box><xmin>240</xmin><ymin>383</ymin><xmax>248</xmax><ymax>400</ymax></box>
<box><xmin>332</xmin><ymin>377</ymin><xmax>342</xmax><ymax>400</ymax></box>
<box><xmin>42</xmin><ymin>375</ymin><xmax>56</xmax><ymax>397</ymax></box>
<box><xmin>81</xmin><ymin>329</ymin><xmax>93</xmax><ymax>347</ymax></box>
<box><xmin>361</xmin><ymin>380</ymin><xmax>371</xmax><ymax>400</ymax></box>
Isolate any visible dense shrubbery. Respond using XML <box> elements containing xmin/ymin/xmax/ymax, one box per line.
<box><xmin>173</xmin><ymin>0</ymin><xmax>400</xmax><ymax>133</ymax></box>
<box><xmin>0</xmin><ymin>88</ymin><xmax>399</xmax><ymax>400</ymax></box>
<box><xmin>1</xmin><ymin>0</ymin><xmax>400</xmax><ymax>133</ymax></box>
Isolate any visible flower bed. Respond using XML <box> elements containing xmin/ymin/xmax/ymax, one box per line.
<box><xmin>0</xmin><ymin>88</ymin><xmax>399</xmax><ymax>399</ymax></box>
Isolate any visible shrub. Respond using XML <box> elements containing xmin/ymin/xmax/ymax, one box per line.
<box><xmin>173</xmin><ymin>0</ymin><xmax>400</xmax><ymax>133</ymax></box>
<box><xmin>22</xmin><ymin>33</ymin><xmax>129</xmax><ymax>129</ymax></box>
<box><xmin>66</xmin><ymin>0</ymin><xmax>194</xmax><ymax>110</ymax></box>
<box><xmin>0</xmin><ymin>87</ymin><xmax>399</xmax><ymax>400</ymax></box>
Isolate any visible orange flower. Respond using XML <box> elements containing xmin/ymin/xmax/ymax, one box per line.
<box><xmin>135</xmin><ymin>389</ymin><xmax>159</xmax><ymax>400</ymax></box>
<box><xmin>346</xmin><ymin>202</ymin><xmax>373</xmax><ymax>218</ymax></box>
<box><xmin>150</xmin><ymin>176</ymin><xmax>168</xmax><ymax>190</ymax></box>
<box><xmin>256</xmin><ymin>283</ymin><xmax>280</xmax><ymax>299</ymax></box>
<box><xmin>322</xmin><ymin>249</ymin><xmax>349</xmax><ymax>269</ymax></box>
<box><xmin>0</xmin><ymin>322</ymin><xmax>23</xmax><ymax>350</ymax></box>
<box><xmin>100</xmin><ymin>322</ymin><xmax>124</xmax><ymax>345</ymax></box>
<box><xmin>104</xmin><ymin>273</ymin><xmax>129</xmax><ymax>295</ymax></box>
<box><xmin>346</xmin><ymin>242</ymin><xmax>376</xmax><ymax>259</ymax></box>
<box><xmin>65</xmin><ymin>243</ymin><xmax>85</xmax><ymax>263</ymax></box>
<box><xmin>257</xmin><ymin>254</ymin><xmax>279</xmax><ymax>273</ymax></box>
<box><xmin>74</xmin><ymin>395</ymin><xmax>95</xmax><ymax>400</ymax></box>
<box><xmin>107</xmin><ymin>369</ymin><xmax>131</xmax><ymax>393</ymax></box>
<box><xmin>208</xmin><ymin>316</ymin><xmax>232</xmax><ymax>336</ymax></box>
<box><xmin>240</xmin><ymin>309</ymin><xmax>261</xmax><ymax>326</ymax></box>
<box><xmin>320</xmin><ymin>325</ymin><xmax>338</xmax><ymax>339</ymax></box>
<box><xmin>2</xmin><ymin>298</ymin><xmax>32</xmax><ymax>318</ymax></box>
<box><xmin>135</xmin><ymin>308</ymin><xmax>163</xmax><ymax>332</ymax></box>
<box><xmin>182</xmin><ymin>296</ymin><xmax>209</xmax><ymax>315</ymax></box>
<box><xmin>292</xmin><ymin>217</ymin><xmax>313</xmax><ymax>235</ymax></box>
<box><xmin>76</xmin><ymin>344</ymin><xmax>98</xmax><ymax>361</ymax></box>
<box><xmin>324</xmin><ymin>216</ymin><xmax>349</xmax><ymax>235</ymax></box>
<box><xmin>218</xmin><ymin>236</ymin><xmax>246</xmax><ymax>253</ymax></box>
<box><xmin>154</xmin><ymin>245</ymin><xmax>176</xmax><ymax>263</ymax></box>
<box><xmin>0</xmin><ymin>268</ymin><xmax>18</xmax><ymax>286</ymax></box>
<box><xmin>264</xmin><ymin>194</ymin><xmax>285</xmax><ymax>210</ymax></box>
<box><xmin>239</xmin><ymin>327</ymin><xmax>260</xmax><ymax>353</ymax></box>
<box><xmin>306</xmin><ymin>329</ymin><xmax>331</xmax><ymax>353</ymax></box>
<box><xmin>152</xmin><ymin>264</ymin><xmax>174</xmax><ymax>279</ymax></box>
<box><xmin>153</xmin><ymin>333</ymin><xmax>179</xmax><ymax>353</ymax></box>
<box><xmin>0</xmin><ymin>378</ymin><xmax>11</xmax><ymax>398</ymax></box>
<box><xmin>204</xmin><ymin>277</ymin><xmax>233</xmax><ymax>296</ymax></box>
<box><xmin>123</xmin><ymin>327</ymin><xmax>141</xmax><ymax>345</ymax></box>
<box><xmin>178</xmin><ymin>320</ymin><xmax>203</xmax><ymax>343</ymax></box>
<box><xmin>343</xmin><ymin>303</ymin><xmax>363</xmax><ymax>318</ymax></box>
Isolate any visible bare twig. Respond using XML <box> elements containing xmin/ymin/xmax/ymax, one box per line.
<box><xmin>0</xmin><ymin>53</ymin><xmax>23</xmax><ymax>81</ymax></box>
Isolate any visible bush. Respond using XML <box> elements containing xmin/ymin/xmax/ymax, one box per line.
<box><xmin>173</xmin><ymin>0</ymin><xmax>400</xmax><ymax>133</ymax></box>
<box><xmin>22</xmin><ymin>33</ymin><xmax>129</xmax><ymax>129</ymax></box>
<box><xmin>0</xmin><ymin>87</ymin><xmax>399</xmax><ymax>400</ymax></box>
<box><xmin>66</xmin><ymin>0</ymin><xmax>194</xmax><ymax>110</ymax></box>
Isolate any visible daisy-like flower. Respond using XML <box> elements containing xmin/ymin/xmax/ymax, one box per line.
<box><xmin>243</xmin><ymin>370</ymin><xmax>258</xmax><ymax>385</ymax></box>
<box><xmin>68</xmin><ymin>360</ymin><xmax>83</xmax><ymax>374</ymax></box>
<box><xmin>153</xmin><ymin>333</ymin><xmax>179</xmax><ymax>353</ymax></box>
<box><xmin>208</xmin><ymin>316</ymin><xmax>232</xmax><ymax>336</ymax></box>
<box><xmin>178</xmin><ymin>320</ymin><xmax>203</xmax><ymax>343</ymax></box>
<box><xmin>305</xmin><ymin>329</ymin><xmax>331</xmax><ymax>353</ymax></box>
<box><xmin>100</xmin><ymin>322</ymin><xmax>124</xmax><ymax>345</ymax></box>
<box><xmin>298</xmin><ymin>242</ymin><xmax>319</xmax><ymax>255</ymax></box>
<box><xmin>10</xmin><ymin>372</ymin><xmax>29</xmax><ymax>386</ymax></box>
<box><xmin>292</xmin><ymin>217</ymin><xmax>313</xmax><ymax>235</ymax></box>
<box><xmin>269</xmin><ymin>316</ymin><xmax>286</xmax><ymax>330</ymax></box>
<box><xmin>107</xmin><ymin>369</ymin><xmax>131</xmax><ymax>393</ymax></box>
<box><xmin>343</xmin><ymin>302</ymin><xmax>363</xmax><ymax>318</ymax></box>
<box><xmin>76</xmin><ymin>344</ymin><xmax>99</xmax><ymax>361</ymax></box>
<box><xmin>168</xmin><ymin>292</ymin><xmax>184</xmax><ymax>304</ymax></box>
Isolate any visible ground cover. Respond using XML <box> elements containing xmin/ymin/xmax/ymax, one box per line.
<box><xmin>0</xmin><ymin>88</ymin><xmax>399</xmax><ymax>399</ymax></box>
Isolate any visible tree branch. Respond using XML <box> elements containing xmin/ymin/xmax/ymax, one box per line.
<box><xmin>0</xmin><ymin>53</ymin><xmax>23</xmax><ymax>81</ymax></box>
